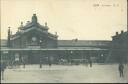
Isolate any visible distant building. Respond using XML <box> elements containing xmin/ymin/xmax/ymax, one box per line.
<box><xmin>0</xmin><ymin>14</ymin><xmax>111</xmax><ymax>64</ymax></box>
<box><xmin>109</xmin><ymin>30</ymin><xmax>128</xmax><ymax>63</ymax></box>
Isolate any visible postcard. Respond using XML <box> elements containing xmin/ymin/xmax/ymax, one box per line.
<box><xmin>0</xmin><ymin>0</ymin><xmax>128</xmax><ymax>83</ymax></box>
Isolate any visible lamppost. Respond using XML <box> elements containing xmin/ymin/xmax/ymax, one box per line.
<box><xmin>101</xmin><ymin>54</ymin><xmax>104</xmax><ymax>63</ymax></box>
<box><xmin>39</xmin><ymin>40</ymin><xmax>42</xmax><ymax>68</ymax></box>
<box><xmin>70</xmin><ymin>51</ymin><xmax>73</xmax><ymax>64</ymax></box>
<box><xmin>22</xmin><ymin>56</ymin><xmax>25</xmax><ymax>68</ymax></box>
<box><xmin>89</xmin><ymin>51</ymin><xmax>92</xmax><ymax>67</ymax></box>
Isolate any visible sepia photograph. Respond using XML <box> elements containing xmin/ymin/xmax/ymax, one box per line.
<box><xmin>0</xmin><ymin>0</ymin><xmax>128</xmax><ymax>83</ymax></box>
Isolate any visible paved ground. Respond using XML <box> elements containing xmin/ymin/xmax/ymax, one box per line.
<box><xmin>1</xmin><ymin>63</ymin><xmax>128</xmax><ymax>83</ymax></box>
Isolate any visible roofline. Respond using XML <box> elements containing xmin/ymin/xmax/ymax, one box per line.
<box><xmin>10</xmin><ymin>27</ymin><xmax>57</xmax><ymax>40</ymax></box>
<box><xmin>58</xmin><ymin>40</ymin><xmax>112</xmax><ymax>42</ymax></box>
<box><xmin>0</xmin><ymin>48</ymin><xmax>108</xmax><ymax>51</ymax></box>
<box><xmin>0</xmin><ymin>39</ymin><xmax>111</xmax><ymax>41</ymax></box>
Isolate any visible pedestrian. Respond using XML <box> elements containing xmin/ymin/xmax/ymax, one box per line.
<box><xmin>23</xmin><ymin>62</ymin><xmax>25</xmax><ymax>68</ymax></box>
<box><xmin>89</xmin><ymin>59</ymin><xmax>92</xmax><ymax>67</ymax></box>
<box><xmin>1</xmin><ymin>62</ymin><xmax>7</xmax><ymax>80</ymax></box>
<box><xmin>48</xmin><ymin>61</ymin><xmax>52</xmax><ymax>67</ymax></box>
<box><xmin>40</xmin><ymin>60</ymin><xmax>42</xmax><ymax>68</ymax></box>
<box><xmin>48</xmin><ymin>57</ymin><xmax>52</xmax><ymax>67</ymax></box>
<box><xmin>118</xmin><ymin>63</ymin><xmax>124</xmax><ymax>77</ymax></box>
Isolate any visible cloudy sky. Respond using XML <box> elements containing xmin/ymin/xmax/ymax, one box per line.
<box><xmin>1</xmin><ymin>0</ymin><xmax>127</xmax><ymax>40</ymax></box>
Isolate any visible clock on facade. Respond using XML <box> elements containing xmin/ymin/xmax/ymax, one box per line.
<box><xmin>32</xmin><ymin>37</ymin><xmax>37</xmax><ymax>41</ymax></box>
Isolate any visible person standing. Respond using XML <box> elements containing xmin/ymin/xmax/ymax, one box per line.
<box><xmin>89</xmin><ymin>59</ymin><xmax>92</xmax><ymax>67</ymax></box>
<box><xmin>23</xmin><ymin>61</ymin><xmax>25</xmax><ymax>68</ymax></box>
<box><xmin>48</xmin><ymin>60</ymin><xmax>52</xmax><ymax>67</ymax></box>
<box><xmin>48</xmin><ymin>56</ymin><xmax>52</xmax><ymax>67</ymax></box>
<box><xmin>1</xmin><ymin>62</ymin><xmax>7</xmax><ymax>80</ymax></box>
<box><xmin>40</xmin><ymin>60</ymin><xmax>42</xmax><ymax>68</ymax></box>
<box><xmin>118</xmin><ymin>63</ymin><xmax>124</xmax><ymax>77</ymax></box>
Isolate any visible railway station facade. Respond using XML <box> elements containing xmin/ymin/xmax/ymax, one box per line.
<box><xmin>1</xmin><ymin>14</ymin><xmax>114</xmax><ymax>64</ymax></box>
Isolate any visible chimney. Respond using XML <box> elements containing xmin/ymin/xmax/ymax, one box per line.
<box><xmin>45</xmin><ymin>22</ymin><xmax>47</xmax><ymax>27</ymax></box>
<box><xmin>55</xmin><ymin>32</ymin><xmax>57</xmax><ymax>35</ymax></box>
<box><xmin>26</xmin><ymin>21</ymin><xmax>30</xmax><ymax>25</ymax></box>
<box><xmin>7</xmin><ymin>27</ymin><xmax>11</xmax><ymax>47</ymax></box>
<box><xmin>121</xmin><ymin>30</ymin><xmax>124</xmax><ymax>34</ymax></box>
<box><xmin>116</xmin><ymin>32</ymin><xmax>118</xmax><ymax>36</ymax></box>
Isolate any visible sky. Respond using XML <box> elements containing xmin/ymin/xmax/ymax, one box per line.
<box><xmin>0</xmin><ymin>0</ymin><xmax>127</xmax><ymax>40</ymax></box>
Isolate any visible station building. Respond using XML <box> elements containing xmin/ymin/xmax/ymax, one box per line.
<box><xmin>0</xmin><ymin>14</ymin><xmax>111</xmax><ymax>64</ymax></box>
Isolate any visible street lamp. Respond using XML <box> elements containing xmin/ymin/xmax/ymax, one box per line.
<box><xmin>69</xmin><ymin>51</ymin><xmax>73</xmax><ymax>64</ymax></box>
<box><xmin>40</xmin><ymin>40</ymin><xmax>42</xmax><ymax>48</ymax></box>
<box><xmin>22</xmin><ymin>56</ymin><xmax>25</xmax><ymax>68</ymax></box>
<box><xmin>101</xmin><ymin>54</ymin><xmax>104</xmax><ymax>63</ymax></box>
<box><xmin>39</xmin><ymin>40</ymin><xmax>42</xmax><ymax>68</ymax></box>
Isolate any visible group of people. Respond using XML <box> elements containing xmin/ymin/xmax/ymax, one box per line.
<box><xmin>0</xmin><ymin>60</ymin><xmax>125</xmax><ymax>81</ymax></box>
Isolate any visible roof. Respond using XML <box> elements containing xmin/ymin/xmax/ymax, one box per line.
<box><xmin>10</xmin><ymin>14</ymin><xmax>57</xmax><ymax>40</ymax></box>
<box><xmin>0</xmin><ymin>39</ymin><xmax>111</xmax><ymax>48</ymax></box>
<box><xmin>11</xmin><ymin>27</ymin><xmax>58</xmax><ymax>40</ymax></box>
<box><xmin>21</xmin><ymin>22</ymin><xmax>48</xmax><ymax>30</ymax></box>
<box><xmin>58</xmin><ymin>40</ymin><xmax>111</xmax><ymax>48</ymax></box>
<box><xmin>112</xmin><ymin>31</ymin><xmax>128</xmax><ymax>38</ymax></box>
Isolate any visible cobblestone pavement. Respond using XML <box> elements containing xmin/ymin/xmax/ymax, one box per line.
<box><xmin>1</xmin><ymin>64</ymin><xmax>128</xmax><ymax>83</ymax></box>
